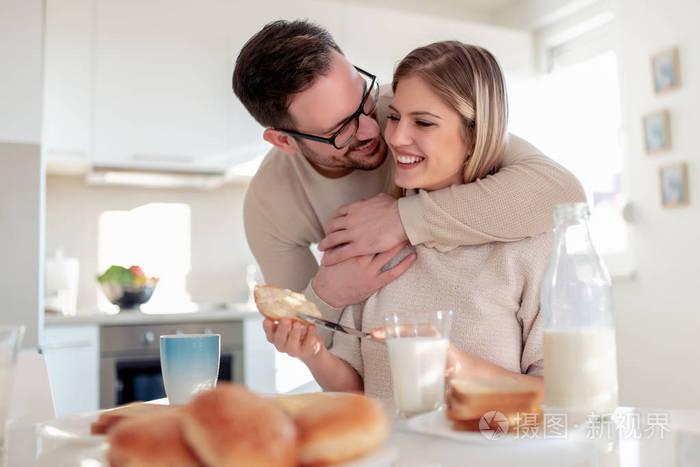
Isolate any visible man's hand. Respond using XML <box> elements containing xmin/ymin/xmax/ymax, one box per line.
<box><xmin>312</xmin><ymin>242</ymin><xmax>416</xmax><ymax>308</ymax></box>
<box><xmin>262</xmin><ymin>318</ymin><xmax>324</xmax><ymax>362</ymax></box>
<box><xmin>318</xmin><ymin>193</ymin><xmax>409</xmax><ymax>266</ymax></box>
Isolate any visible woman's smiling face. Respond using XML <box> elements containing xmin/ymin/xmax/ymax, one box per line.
<box><xmin>385</xmin><ymin>75</ymin><xmax>472</xmax><ymax>192</ymax></box>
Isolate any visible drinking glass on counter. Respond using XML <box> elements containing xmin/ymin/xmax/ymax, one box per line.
<box><xmin>160</xmin><ymin>334</ymin><xmax>220</xmax><ymax>405</ymax></box>
<box><xmin>384</xmin><ymin>310</ymin><xmax>453</xmax><ymax>418</ymax></box>
<box><xmin>0</xmin><ymin>326</ymin><xmax>24</xmax><ymax>453</ymax></box>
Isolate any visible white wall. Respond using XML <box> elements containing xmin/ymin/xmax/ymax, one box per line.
<box><xmin>330</xmin><ymin>2</ymin><xmax>534</xmax><ymax>82</ymax></box>
<box><xmin>493</xmin><ymin>0</ymin><xmax>602</xmax><ymax>29</ymax></box>
<box><xmin>45</xmin><ymin>176</ymin><xmax>255</xmax><ymax>313</ymax></box>
<box><xmin>610</xmin><ymin>0</ymin><xmax>700</xmax><ymax>408</ymax></box>
<box><xmin>327</xmin><ymin>0</ymin><xmax>496</xmax><ymax>26</ymax></box>
<box><xmin>613</xmin><ymin>0</ymin><xmax>699</xmax><ymax>316</ymax></box>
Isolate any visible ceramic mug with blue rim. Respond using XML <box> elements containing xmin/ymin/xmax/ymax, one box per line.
<box><xmin>160</xmin><ymin>333</ymin><xmax>220</xmax><ymax>404</ymax></box>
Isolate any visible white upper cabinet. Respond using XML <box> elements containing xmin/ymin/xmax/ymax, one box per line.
<box><xmin>42</xmin><ymin>0</ymin><xmax>93</xmax><ymax>166</ymax></box>
<box><xmin>0</xmin><ymin>0</ymin><xmax>44</xmax><ymax>144</ymax></box>
<box><xmin>92</xmin><ymin>0</ymin><xmax>236</xmax><ymax>172</ymax></box>
<box><xmin>43</xmin><ymin>0</ymin><xmax>267</xmax><ymax>173</ymax></box>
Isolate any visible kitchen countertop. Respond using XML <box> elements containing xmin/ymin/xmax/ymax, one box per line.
<box><xmin>45</xmin><ymin>303</ymin><xmax>264</xmax><ymax>326</ymax></box>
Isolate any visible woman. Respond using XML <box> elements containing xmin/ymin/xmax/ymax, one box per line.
<box><xmin>263</xmin><ymin>41</ymin><xmax>550</xmax><ymax>401</ymax></box>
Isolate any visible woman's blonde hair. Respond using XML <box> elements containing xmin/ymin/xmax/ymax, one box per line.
<box><xmin>392</xmin><ymin>41</ymin><xmax>508</xmax><ymax>184</ymax></box>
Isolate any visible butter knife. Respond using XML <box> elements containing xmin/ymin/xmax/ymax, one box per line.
<box><xmin>297</xmin><ymin>313</ymin><xmax>380</xmax><ymax>342</ymax></box>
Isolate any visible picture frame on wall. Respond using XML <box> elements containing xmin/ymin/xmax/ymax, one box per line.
<box><xmin>642</xmin><ymin>110</ymin><xmax>671</xmax><ymax>154</ymax></box>
<box><xmin>659</xmin><ymin>163</ymin><xmax>688</xmax><ymax>208</ymax></box>
<box><xmin>651</xmin><ymin>47</ymin><xmax>680</xmax><ymax>94</ymax></box>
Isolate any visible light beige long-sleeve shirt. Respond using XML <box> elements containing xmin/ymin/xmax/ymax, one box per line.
<box><xmin>330</xmin><ymin>216</ymin><xmax>552</xmax><ymax>404</ymax></box>
<box><xmin>243</xmin><ymin>91</ymin><xmax>584</xmax><ymax>321</ymax></box>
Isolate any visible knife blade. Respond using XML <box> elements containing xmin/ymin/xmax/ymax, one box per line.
<box><xmin>297</xmin><ymin>313</ymin><xmax>380</xmax><ymax>342</ymax></box>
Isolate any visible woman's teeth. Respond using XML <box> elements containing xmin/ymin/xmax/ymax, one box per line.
<box><xmin>397</xmin><ymin>155</ymin><xmax>425</xmax><ymax>164</ymax></box>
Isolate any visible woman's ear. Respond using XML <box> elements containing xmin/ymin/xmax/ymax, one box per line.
<box><xmin>263</xmin><ymin>129</ymin><xmax>299</xmax><ymax>156</ymax></box>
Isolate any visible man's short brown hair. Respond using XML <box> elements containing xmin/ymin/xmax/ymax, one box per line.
<box><xmin>232</xmin><ymin>20</ymin><xmax>342</xmax><ymax>129</ymax></box>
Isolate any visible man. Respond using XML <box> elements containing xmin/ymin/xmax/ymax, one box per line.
<box><xmin>233</xmin><ymin>20</ymin><xmax>584</xmax><ymax>331</ymax></box>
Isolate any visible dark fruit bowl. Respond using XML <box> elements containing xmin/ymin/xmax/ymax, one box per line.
<box><xmin>100</xmin><ymin>281</ymin><xmax>157</xmax><ymax>312</ymax></box>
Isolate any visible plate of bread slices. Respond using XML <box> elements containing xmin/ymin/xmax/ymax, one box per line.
<box><xmin>407</xmin><ymin>376</ymin><xmax>556</xmax><ymax>443</ymax></box>
<box><xmin>44</xmin><ymin>384</ymin><xmax>396</xmax><ymax>467</ymax></box>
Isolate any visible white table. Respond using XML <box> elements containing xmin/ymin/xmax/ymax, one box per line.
<box><xmin>5</xmin><ymin>405</ymin><xmax>700</xmax><ymax>466</ymax></box>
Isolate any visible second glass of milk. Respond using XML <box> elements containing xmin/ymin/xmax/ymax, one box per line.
<box><xmin>384</xmin><ymin>310</ymin><xmax>453</xmax><ymax>418</ymax></box>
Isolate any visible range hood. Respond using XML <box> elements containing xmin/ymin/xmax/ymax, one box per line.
<box><xmin>84</xmin><ymin>154</ymin><xmax>266</xmax><ymax>189</ymax></box>
<box><xmin>47</xmin><ymin>144</ymin><xmax>270</xmax><ymax>189</ymax></box>
<box><xmin>86</xmin><ymin>165</ymin><xmax>229</xmax><ymax>190</ymax></box>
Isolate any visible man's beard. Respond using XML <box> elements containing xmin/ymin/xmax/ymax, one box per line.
<box><xmin>297</xmin><ymin>137</ymin><xmax>387</xmax><ymax>172</ymax></box>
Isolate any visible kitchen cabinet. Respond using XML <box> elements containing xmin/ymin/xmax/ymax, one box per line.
<box><xmin>42</xmin><ymin>0</ymin><xmax>93</xmax><ymax>169</ymax></box>
<box><xmin>42</xmin><ymin>0</ymin><xmax>267</xmax><ymax>174</ymax></box>
<box><xmin>91</xmin><ymin>0</ymin><xmax>238</xmax><ymax>172</ymax></box>
<box><xmin>0</xmin><ymin>0</ymin><xmax>43</xmax><ymax>144</ymax></box>
<box><xmin>43</xmin><ymin>324</ymin><xmax>100</xmax><ymax>417</ymax></box>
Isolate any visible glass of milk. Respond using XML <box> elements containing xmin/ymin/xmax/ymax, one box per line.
<box><xmin>384</xmin><ymin>310</ymin><xmax>452</xmax><ymax>418</ymax></box>
<box><xmin>0</xmin><ymin>326</ymin><xmax>24</xmax><ymax>453</ymax></box>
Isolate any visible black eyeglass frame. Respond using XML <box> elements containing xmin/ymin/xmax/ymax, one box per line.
<box><xmin>275</xmin><ymin>66</ymin><xmax>379</xmax><ymax>150</ymax></box>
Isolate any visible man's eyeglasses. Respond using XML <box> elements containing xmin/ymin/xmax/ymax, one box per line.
<box><xmin>276</xmin><ymin>66</ymin><xmax>379</xmax><ymax>150</ymax></box>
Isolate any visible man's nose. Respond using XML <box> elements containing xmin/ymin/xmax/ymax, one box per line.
<box><xmin>355</xmin><ymin>113</ymin><xmax>380</xmax><ymax>141</ymax></box>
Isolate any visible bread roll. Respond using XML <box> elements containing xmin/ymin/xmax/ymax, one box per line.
<box><xmin>107</xmin><ymin>412</ymin><xmax>202</xmax><ymax>467</ymax></box>
<box><xmin>293</xmin><ymin>393</ymin><xmax>388</xmax><ymax>466</ymax></box>
<box><xmin>273</xmin><ymin>392</ymin><xmax>357</xmax><ymax>417</ymax></box>
<box><xmin>91</xmin><ymin>402</ymin><xmax>180</xmax><ymax>435</ymax></box>
<box><xmin>182</xmin><ymin>383</ymin><xmax>297</xmax><ymax>467</ymax></box>
<box><xmin>254</xmin><ymin>284</ymin><xmax>321</xmax><ymax>322</ymax></box>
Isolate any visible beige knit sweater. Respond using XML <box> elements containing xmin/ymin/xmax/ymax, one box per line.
<box><xmin>330</xmin><ymin>212</ymin><xmax>552</xmax><ymax>404</ymax></box>
<box><xmin>243</xmin><ymin>90</ymin><xmax>584</xmax><ymax>322</ymax></box>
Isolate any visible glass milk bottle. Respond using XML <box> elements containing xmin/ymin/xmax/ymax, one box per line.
<box><xmin>541</xmin><ymin>203</ymin><xmax>618</xmax><ymax>416</ymax></box>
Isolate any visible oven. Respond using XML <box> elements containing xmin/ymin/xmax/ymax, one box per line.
<box><xmin>99</xmin><ymin>321</ymin><xmax>243</xmax><ymax>408</ymax></box>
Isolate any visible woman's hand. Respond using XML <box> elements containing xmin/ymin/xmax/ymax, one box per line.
<box><xmin>262</xmin><ymin>318</ymin><xmax>323</xmax><ymax>362</ymax></box>
<box><xmin>445</xmin><ymin>344</ymin><xmax>544</xmax><ymax>390</ymax></box>
<box><xmin>445</xmin><ymin>344</ymin><xmax>481</xmax><ymax>380</ymax></box>
<box><xmin>369</xmin><ymin>327</ymin><xmax>542</xmax><ymax>388</ymax></box>
<box><xmin>265</xmin><ymin>318</ymin><xmax>364</xmax><ymax>393</ymax></box>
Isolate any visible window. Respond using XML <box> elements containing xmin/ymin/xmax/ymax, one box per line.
<box><xmin>509</xmin><ymin>32</ymin><xmax>634</xmax><ymax>276</ymax></box>
<box><xmin>97</xmin><ymin>203</ymin><xmax>196</xmax><ymax>313</ymax></box>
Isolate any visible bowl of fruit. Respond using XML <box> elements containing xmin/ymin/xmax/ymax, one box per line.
<box><xmin>97</xmin><ymin>265</ymin><xmax>159</xmax><ymax>312</ymax></box>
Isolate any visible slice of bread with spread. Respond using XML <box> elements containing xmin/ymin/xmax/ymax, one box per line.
<box><xmin>253</xmin><ymin>284</ymin><xmax>322</xmax><ymax>322</ymax></box>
